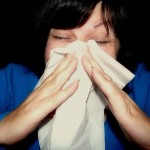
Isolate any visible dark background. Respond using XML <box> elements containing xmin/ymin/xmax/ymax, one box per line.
<box><xmin>0</xmin><ymin>1</ymin><xmax>42</xmax><ymax>68</ymax></box>
<box><xmin>0</xmin><ymin>1</ymin><xmax>149</xmax><ymax>73</ymax></box>
<box><xmin>0</xmin><ymin>1</ymin><xmax>32</xmax><ymax>67</ymax></box>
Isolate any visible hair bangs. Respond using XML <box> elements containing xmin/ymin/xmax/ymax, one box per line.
<box><xmin>48</xmin><ymin>0</ymin><xmax>98</xmax><ymax>29</ymax></box>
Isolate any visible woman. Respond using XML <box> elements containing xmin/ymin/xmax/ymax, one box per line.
<box><xmin>0</xmin><ymin>0</ymin><xmax>150</xmax><ymax>149</ymax></box>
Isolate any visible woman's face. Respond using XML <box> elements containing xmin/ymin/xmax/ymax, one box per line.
<box><xmin>44</xmin><ymin>2</ymin><xmax>120</xmax><ymax>63</ymax></box>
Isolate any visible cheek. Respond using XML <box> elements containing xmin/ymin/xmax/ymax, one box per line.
<box><xmin>102</xmin><ymin>40</ymin><xmax>120</xmax><ymax>59</ymax></box>
<box><xmin>101</xmin><ymin>46</ymin><xmax>118</xmax><ymax>59</ymax></box>
<box><xmin>44</xmin><ymin>39</ymin><xmax>63</xmax><ymax>63</ymax></box>
<box><xmin>44</xmin><ymin>49</ymin><xmax>50</xmax><ymax>63</ymax></box>
<box><xmin>44</xmin><ymin>41</ymin><xmax>54</xmax><ymax>63</ymax></box>
<box><xmin>106</xmin><ymin>50</ymin><xmax>118</xmax><ymax>59</ymax></box>
<box><xmin>44</xmin><ymin>39</ymin><xmax>71</xmax><ymax>63</ymax></box>
<box><xmin>108</xmin><ymin>52</ymin><xmax>117</xmax><ymax>59</ymax></box>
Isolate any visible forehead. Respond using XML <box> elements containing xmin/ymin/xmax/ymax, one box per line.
<box><xmin>75</xmin><ymin>2</ymin><xmax>103</xmax><ymax>29</ymax></box>
<box><xmin>51</xmin><ymin>1</ymin><xmax>112</xmax><ymax>37</ymax></box>
<box><xmin>83</xmin><ymin>2</ymin><xmax>102</xmax><ymax>28</ymax></box>
<box><xmin>72</xmin><ymin>2</ymin><xmax>107</xmax><ymax>35</ymax></box>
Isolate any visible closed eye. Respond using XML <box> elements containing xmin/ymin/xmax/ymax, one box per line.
<box><xmin>51</xmin><ymin>35</ymin><xmax>70</xmax><ymax>40</ymax></box>
<box><xmin>96</xmin><ymin>40</ymin><xmax>110</xmax><ymax>45</ymax></box>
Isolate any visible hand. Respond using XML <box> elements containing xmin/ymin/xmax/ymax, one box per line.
<box><xmin>82</xmin><ymin>49</ymin><xmax>150</xmax><ymax>149</ymax></box>
<box><xmin>0</xmin><ymin>53</ymin><xmax>79</xmax><ymax>145</ymax></box>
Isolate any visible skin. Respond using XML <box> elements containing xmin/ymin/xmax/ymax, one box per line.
<box><xmin>0</xmin><ymin>2</ymin><xmax>150</xmax><ymax>149</ymax></box>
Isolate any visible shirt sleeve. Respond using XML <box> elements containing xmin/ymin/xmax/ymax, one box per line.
<box><xmin>127</xmin><ymin>63</ymin><xmax>150</xmax><ymax>116</ymax></box>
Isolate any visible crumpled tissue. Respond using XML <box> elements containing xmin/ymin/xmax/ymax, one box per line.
<box><xmin>35</xmin><ymin>40</ymin><xmax>135</xmax><ymax>150</ymax></box>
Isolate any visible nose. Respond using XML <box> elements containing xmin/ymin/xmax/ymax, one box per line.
<box><xmin>73</xmin><ymin>27</ymin><xmax>94</xmax><ymax>42</ymax></box>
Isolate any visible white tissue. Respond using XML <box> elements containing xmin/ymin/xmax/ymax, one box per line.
<box><xmin>36</xmin><ymin>40</ymin><xmax>135</xmax><ymax>150</ymax></box>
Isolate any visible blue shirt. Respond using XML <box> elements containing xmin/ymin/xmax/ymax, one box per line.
<box><xmin>0</xmin><ymin>63</ymin><xmax>150</xmax><ymax>149</ymax></box>
<box><xmin>0</xmin><ymin>63</ymin><xmax>40</xmax><ymax>150</ymax></box>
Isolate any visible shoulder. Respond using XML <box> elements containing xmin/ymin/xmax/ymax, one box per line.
<box><xmin>3</xmin><ymin>63</ymin><xmax>39</xmax><ymax>91</ymax></box>
<box><xmin>0</xmin><ymin>63</ymin><xmax>37</xmax><ymax>78</ymax></box>
<box><xmin>0</xmin><ymin>63</ymin><xmax>39</xmax><ymax>84</ymax></box>
<box><xmin>131</xmin><ymin>63</ymin><xmax>150</xmax><ymax>88</ymax></box>
<box><xmin>0</xmin><ymin>63</ymin><xmax>39</xmax><ymax>114</ymax></box>
<box><xmin>134</xmin><ymin>63</ymin><xmax>150</xmax><ymax>80</ymax></box>
<box><xmin>127</xmin><ymin>63</ymin><xmax>150</xmax><ymax>87</ymax></box>
<box><xmin>127</xmin><ymin>63</ymin><xmax>150</xmax><ymax>115</ymax></box>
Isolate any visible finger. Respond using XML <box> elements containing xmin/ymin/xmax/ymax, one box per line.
<box><xmin>26</xmin><ymin>54</ymin><xmax>78</xmax><ymax>104</ymax></box>
<box><xmin>49</xmin><ymin>56</ymin><xmax>78</xmax><ymax>91</ymax></box>
<box><xmin>38</xmin><ymin>55</ymin><xmax>78</xmax><ymax>98</ymax></box>
<box><xmin>5</xmin><ymin>79</ymin><xmax>79</xmax><ymax>143</ymax></box>
<box><xmin>51</xmin><ymin>79</ymin><xmax>79</xmax><ymax>109</ymax></box>
<box><xmin>82</xmin><ymin>54</ymin><xmax>103</xmax><ymax>79</ymax></box>
<box><xmin>40</xmin><ymin>53</ymin><xmax>77</xmax><ymax>87</ymax></box>
<box><xmin>49</xmin><ymin>53</ymin><xmax>75</xmax><ymax>79</ymax></box>
<box><xmin>91</xmin><ymin>66</ymin><xmax>126</xmax><ymax>112</ymax></box>
<box><xmin>39</xmin><ymin>79</ymin><xmax>79</xmax><ymax>118</ymax></box>
<box><xmin>83</xmin><ymin>48</ymin><xmax>103</xmax><ymax>71</ymax></box>
<box><xmin>91</xmin><ymin>67</ymin><xmax>149</xmax><ymax>128</ymax></box>
<box><xmin>82</xmin><ymin>55</ymin><xmax>93</xmax><ymax>76</ymax></box>
<box><xmin>41</xmin><ymin>53</ymin><xmax>75</xmax><ymax>88</ymax></box>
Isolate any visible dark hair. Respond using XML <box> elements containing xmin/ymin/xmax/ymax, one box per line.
<box><xmin>32</xmin><ymin>0</ymin><xmax>144</xmax><ymax>76</ymax></box>
<box><xmin>101</xmin><ymin>0</ymin><xmax>139</xmax><ymax>71</ymax></box>
<box><xmin>32</xmin><ymin>0</ymin><xmax>100</xmax><ymax>76</ymax></box>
